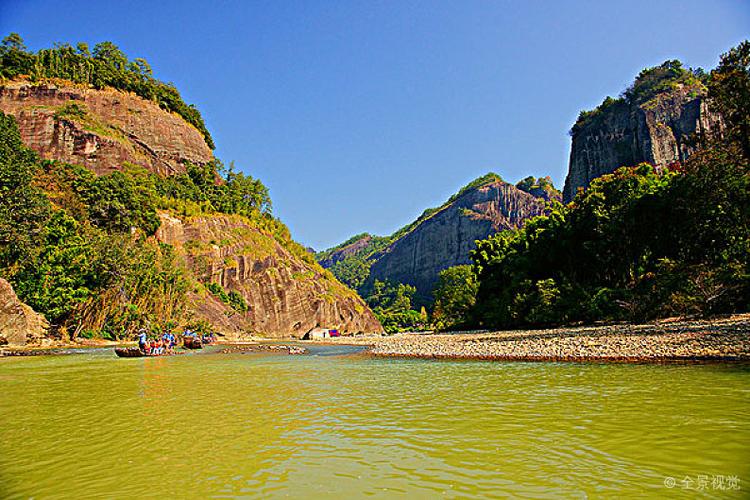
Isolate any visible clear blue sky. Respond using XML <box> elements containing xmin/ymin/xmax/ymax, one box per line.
<box><xmin>2</xmin><ymin>1</ymin><xmax>748</xmax><ymax>249</ymax></box>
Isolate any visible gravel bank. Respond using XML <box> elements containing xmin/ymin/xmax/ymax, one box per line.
<box><xmin>368</xmin><ymin>314</ymin><xmax>750</xmax><ymax>362</ymax></box>
<box><xmin>218</xmin><ymin>344</ymin><xmax>307</xmax><ymax>355</ymax></box>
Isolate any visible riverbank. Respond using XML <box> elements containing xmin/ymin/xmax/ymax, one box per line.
<box><xmin>367</xmin><ymin>314</ymin><xmax>750</xmax><ymax>362</ymax></box>
<box><xmin>0</xmin><ymin>338</ymin><xmax>124</xmax><ymax>357</ymax></box>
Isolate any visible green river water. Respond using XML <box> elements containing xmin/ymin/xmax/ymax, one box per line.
<box><xmin>0</xmin><ymin>345</ymin><xmax>748</xmax><ymax>498</ymax></box>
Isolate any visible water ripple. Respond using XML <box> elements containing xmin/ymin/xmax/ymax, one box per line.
<box><xmin>0</xmin><ymin>349</ymin><xmax>748</xmax><ymax>498</ymax></box>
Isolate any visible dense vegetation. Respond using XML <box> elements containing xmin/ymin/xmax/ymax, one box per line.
<box><xmin>431</xmin><ymin>265</ymin><xmax>478</xmax><ymax>331</ymax></box>
<box><xmin>465</xmin><ymin>42</ymin><xmax>749</xmax><ymax>330</ymax></box>
<box><xmin>0</xmin><ymin>33</ymin><xmax>215</xmax><ymax>149</ymax></box>
<box><xmin>365</xmin><ymin>280</ymin><xmax>428</xmax><ymax>333</ymax></box>
<box><xmin>0</xmin><ymin>112</ymin><xmax>188</xmax><ymax>339</ymax></box>
<box><xmin>709</xmin><ymin>41</ymin><xmax>750</xmax><ymax>160</ymax></box>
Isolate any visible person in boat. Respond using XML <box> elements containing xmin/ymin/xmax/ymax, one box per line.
<box><xmin>138</xmin><ymin>330</ymin><xmax>148</xmax><ymax>352</ymax></box>
<box><xmin>162</xmin><ymin>332</ymin><xmax>172</xmax><ymax>354</ymax></box>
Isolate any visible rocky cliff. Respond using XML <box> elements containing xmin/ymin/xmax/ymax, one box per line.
<box><xmin>320</xmin><ymin>175</ymin><xmax>558</xmax><ymax>304</ymax></box>
<box><xmin>156</xmin><ymin>213</ymin><xmax>382</xmax><ymax>338</ymax></box>
<box><xmin>563</xmin><ymin>63</ymin><xmax>723</xmax><ymax>202</ymax></box>
<box><xmin>0</xmin><ymin>76</ymin><xmax>382</xmax><ymax>339</ymax></box>
<box><xmin>0</xmin><ymin>79</ymin><xmax>213</xmax><ymax>176</ymax></box>
<box><xmin>368</xmin><ymin>180</ymin><xmax>552</xmax><ymax>302</ymax></box>
<box><xmin>0</xmin><ymin>278</ymin><xmax>48</xmax><ymax>346</ymax></box>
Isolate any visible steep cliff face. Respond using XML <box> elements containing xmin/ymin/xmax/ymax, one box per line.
<box><xmin>156</xmin><ymin>213</ymin><xmax>382</xmax><ymax>338</ymax></box>
<box><xmin>0</xmin><ymin>278</ymin><xmax>48</xmax><ymax>346</ymax></box>
<box><xmin>563</xmin><ymin>75</ymin><xmax>723</xmax><ymax>202</ymax></box>
<box><xmin>368</xmin><ymin>180</ymin><xmax>550</xmax><ymax>302</ymax></box>
<box><xmin>0</xmin><ymin>80</ymin><xmax>213</xmax><ymax>176</ymax></box>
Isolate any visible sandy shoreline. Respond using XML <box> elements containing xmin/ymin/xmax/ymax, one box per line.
<box><xmin>365</xmin><ymin>314</ymin><xmax>750</xmax><ymax>363</ymax></box>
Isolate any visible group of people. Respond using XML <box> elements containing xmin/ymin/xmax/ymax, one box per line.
<box><xmin>183</xmin><ymin>329</ymin><xmax>217</xmax><ymax>345</ymax></box>
<box><xmin>137</xmin><ymin>330</ymin><xmax>178</xmax><ymax>356</ymax></box>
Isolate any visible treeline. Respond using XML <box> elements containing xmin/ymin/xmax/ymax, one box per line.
<box><xmin>0</xmin><ymin>33</ymin><xmax>215</xmax><ymax>149</ymax></box>
<box><xmin>431</xmin><ymin>41</ymin><xmax>749</xmax><ymax>331</ymax></box>
<box><xmin>365</xmin><ymin>280</ymin><xmax>428</xmax><ymax>333</ymax></box>
<box><xmin>471</xmin><ymin>156</ymin><xmax>748</xmax><ymax>327</ymax></box>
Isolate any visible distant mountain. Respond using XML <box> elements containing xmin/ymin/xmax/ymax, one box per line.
<box><xmin>318</xmin><ymin>173</ymin><xmax>560</xmax><ymax>305</ymax></box>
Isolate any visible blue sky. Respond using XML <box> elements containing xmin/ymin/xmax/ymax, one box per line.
<box><xmin>2</xmin><ymin>1</ymin><xmax>748</xmax><ymax>249</ymax></box>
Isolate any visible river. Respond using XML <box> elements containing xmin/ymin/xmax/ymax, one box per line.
<box><xmin>0</xmin><ymin>345</ymin><xmax>748</xmax><ymax>498</ymax></box>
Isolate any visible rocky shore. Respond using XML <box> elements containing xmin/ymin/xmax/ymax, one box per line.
<box><xmin>368</xmin><ymin>314</ymin><xmax>750</xmax><ymax>362</ymax></box>
<box><xmin>218</xmin><ymin>344</ymin><xmax>307</xmax><ymax>355</ymax></box>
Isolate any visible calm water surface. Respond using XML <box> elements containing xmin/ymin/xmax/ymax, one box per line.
<box><xmin>0</xmin><ymin>345</ymin><xmax>748</xmax><ymax>498</ymax></box>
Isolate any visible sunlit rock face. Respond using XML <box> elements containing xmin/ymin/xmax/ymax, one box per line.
<box><xmin>563</xmin><ymin>85</ymin><xmax>723</xmax><ymax>203</ymax></box>
<box><xmin>0</xmin><ymin>80</ymin><xmax>213</xmax><ymax>176</ymax></box>
<box><xmin>156</xmin><ymin>213</ymin><xmax>383</xmax><ymax>338</ymax></box>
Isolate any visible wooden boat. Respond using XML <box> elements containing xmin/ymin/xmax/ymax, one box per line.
<box><xmin>114</xmin><ymin>347</ymin><xmax>181</xmax><ymax>357</ymax></box>
<box><xmin>115</xmin><ymin>347</ymin><xmax>146</xmax><ymax>358</ymax></box>
<box><xmin>183</xmin><ymin>337</ymin><xmax>203</xmax><ymax>349</ymax></box>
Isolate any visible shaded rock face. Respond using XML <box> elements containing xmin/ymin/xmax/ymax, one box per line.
<box><xmin>0</xmin><ymin>278</ymin><xmax>48</xmax><ymax>346</ymax></box>
<box><xmin>563</xmin><ymin>86</ymin><xmax>723</xmax><ymax>202</ymax></box>
<box><xmin>156</xmin><ymin>213</ymin><xmax>382</xmax><ymax>338</ymax></box>
<box><xmin>368</xmin><ymin>181</ymin><xmax>549</xmax><ymax>303</ymax></box>
<box><xmin>0</xmin><ymin>80</ymin><xmax>213</xmax><ymax>176</ymax></box>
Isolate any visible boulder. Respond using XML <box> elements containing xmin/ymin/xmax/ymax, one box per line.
<box><xmin>0</xmin><ymin>278</ymin><xmax>48</xmax><ymax>346</ymax></box>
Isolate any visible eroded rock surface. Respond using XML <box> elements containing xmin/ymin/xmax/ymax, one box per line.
<box><xmin>563</xmin><ymin>85</ymin><xmax>723</xmax><ymax>202</ymax></box>
<box><xmin>156</xmin><ymin>213</ymin><xmax>382</xmax><ymax>338</ymax></box>
<box><xmin>0</xmin><ymin>80</ymin><xmax>213</xmax><ymax>176</ymax></box>
<box><xmin>368</xmin><ymin>180</ymin><xmax>550</xmax><ymax>302</ymax></box>
<box><xmin>0</xmin><ymin>278</ymin><xmax>48</xmax><ymax>346</ymax></box>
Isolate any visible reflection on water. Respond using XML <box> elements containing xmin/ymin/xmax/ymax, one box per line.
<box><xmin>0</xmin><ymin>347</ymin><xmax>748</xmax><ymax>498</ymax></box>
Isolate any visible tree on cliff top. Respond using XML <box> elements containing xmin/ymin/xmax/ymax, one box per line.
<box><xmin>709</xmin><ymin>40</ymin><xmax>750</xmax><ymax>160</ymax></box>
<box><xmin>0</xmin><ymin>33</ymin><xmax>215</xmax><ymax>149</ymax></box>
<box><xmin>572</xmin><ymin>59</ymin><xmax>708</xmax><ymax>133</ymax></box>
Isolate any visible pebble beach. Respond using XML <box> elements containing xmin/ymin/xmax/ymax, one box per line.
<box><xmin>366</xmin><ymin>314</ymin><xmax>750</xmax><ymax>362</ymax></box>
